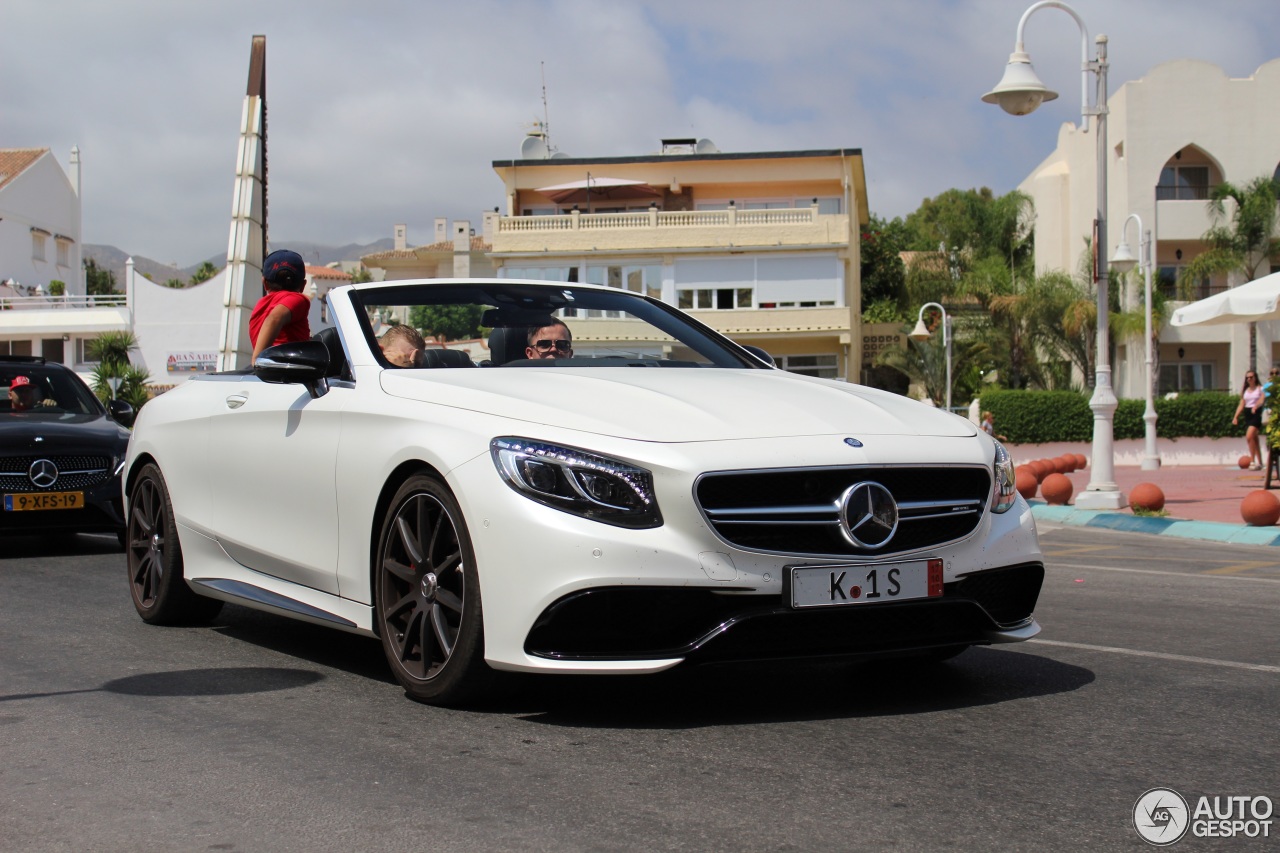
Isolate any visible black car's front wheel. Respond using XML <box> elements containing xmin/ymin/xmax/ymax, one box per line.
<box><xmin>375</xmin><ymin>474</ymin><xmax>492</xmax><ymax>705</ymax></box>
<box><xmin>126</xmin><ymin>463</ymin><xmax>222</xmax><ymax>625</ymax></box>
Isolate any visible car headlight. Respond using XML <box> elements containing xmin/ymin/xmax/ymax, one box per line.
<box><xmin>490</xmin><ymin>437</ymin><xmax>663</xmax><ymax>529</ymax></box>
<box><xmin>990</xmin><ymin>439</ymin><xmax>1016</xmax><ymax>514</ymax></box>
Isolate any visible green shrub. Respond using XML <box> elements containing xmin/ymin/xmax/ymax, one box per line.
<box><xmin>979</xmin><ymin>390</ymin><xmax>1242</xmax><ymax>443</ymax></box>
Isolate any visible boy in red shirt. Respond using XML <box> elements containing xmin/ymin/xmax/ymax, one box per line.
<box><xmin>249</xmin><ymin>249</ymin><xmax>311</xmax><ymax>360</ymax></box>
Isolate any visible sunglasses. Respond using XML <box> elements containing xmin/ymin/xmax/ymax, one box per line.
<box><xmin>534</xmin><ymin>339</ymin><xmax>571</xmax><ymax>352</ymax></box>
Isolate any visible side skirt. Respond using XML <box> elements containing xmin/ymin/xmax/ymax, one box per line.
<box><xmin>176</xmin><ymin>521</ymin><xmax>376</xmax><ymax>636</ymax></box>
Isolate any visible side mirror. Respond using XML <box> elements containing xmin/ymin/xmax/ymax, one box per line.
<box><xmin>107</xmin><ymin>398</ymin><xmax>135</xmax><ymax>428</ymax></box>
<box><xmin>255</xmin><ymin>340</ymin><xmax>332</xmax><ymax>397</ymax></box>
<box><xmin>741</xmin><ymin>345</ymin><xmax>776</xmax><ymax>367</ymax></box>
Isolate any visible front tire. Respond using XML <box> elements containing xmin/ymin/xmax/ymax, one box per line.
<box><xmin>375</xmin><ymin>474</ymin><xmax>492</xmax><ymax>705</ymax></box>
<box><xmin>126</xmin><ymin>463</ymin><xmax>223</xmax><ymax>625</ymax></box>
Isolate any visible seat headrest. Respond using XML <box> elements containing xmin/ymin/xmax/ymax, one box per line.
<box><xmin>311</xmin><ymin>326</ymin><xmax>348</xmax><ymax>378</ymax></box>
<box><xmin>486</xmin><ymin>326</ymin><xmax>531</xmax><ymax>366</ymax></box>
<box><xmin>419</xmin><ymin>349</ymin><xmax>475</xmax><ymax>369</ymax></box>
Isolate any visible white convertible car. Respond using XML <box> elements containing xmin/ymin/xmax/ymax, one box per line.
<box><xmin>124</xmin><ymin>279</ymin><xmax>1043</xmax><ymax>704</ymax></box>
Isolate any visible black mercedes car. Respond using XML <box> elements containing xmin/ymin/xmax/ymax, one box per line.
<box><xmin>0</xmin><ymin>356</ymin><xmax>134</xmax><ymax>546</ymax></box>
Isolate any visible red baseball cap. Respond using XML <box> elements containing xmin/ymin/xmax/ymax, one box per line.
<box><xmin>10</xmin><ymin>375</ymin><xmax>30</xmax><ymax>388</ymax></box>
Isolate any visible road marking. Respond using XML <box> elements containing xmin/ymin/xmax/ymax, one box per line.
<box><xmin>1029</xmin><ymin>639</ymin><xmax>1280</xmax><ymax>674</ymax></box>
<box><xmin>1051</xmin><ymin>563</ymin><xmax>1280</xmax><ymax>583</ymax></box>
<box><xmin>1041</xmin><ymin>544</ymin><xmax>1114</xmax><ymax>558</ymax></box>
<box><xmin>1204</xmin><ymin>560</ymin><xmax>1278</xmax><ymax>576</ymax></box>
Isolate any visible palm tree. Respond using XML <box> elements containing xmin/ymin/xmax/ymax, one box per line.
<box><xmin>86</xmin><ymin>331</ymin><xmax>150</xmax><ymax>408</ymax></box>
<box><xmin>875</xmin><ymin>331</ymin><xmax>990</xmax><ymax>409</ymax></box>
<box><xmin>1182</xmin><ymin>175</ymin><xmax>1280</xmax><ymax>364</ymax></box>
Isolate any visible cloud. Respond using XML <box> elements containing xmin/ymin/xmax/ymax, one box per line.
<box><xmin>3</xmin><ymin>0</ymin><xmax>1278</xmax><ymax>264</ymax></box>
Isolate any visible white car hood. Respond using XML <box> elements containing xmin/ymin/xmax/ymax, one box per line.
<box><xmin>381</xmin><ymin>368</ymin><xmax>976</xmax><ymax>443</ymax></box>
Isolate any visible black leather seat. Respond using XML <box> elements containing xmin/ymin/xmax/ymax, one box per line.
<box><xmin>312</xmin><ymin>326</ymin><xmax>350</xmax><ymax>379</ymax></box>
<box><xmin>419</xmin><ymin>349</ymin><xmax>475</xmax><ymax>369</ymax></box>
<box><xmin>486</xmin><ymin>327</ymin><xmax>531</xmax><ymax>366</ymax></box>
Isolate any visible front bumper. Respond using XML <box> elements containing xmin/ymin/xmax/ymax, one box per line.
<box><xmin>525</xmin><ymin>562</ymin><xmax>1045</xmax><ymax>662</ymax></box>
<box><xmin>0</xmin><ymin>477</ymin><xmax>125</xmax><ymax>536</ymax></box>
<box><xmin>449</xmin><ymin>440</ymin><xmax>1043</xmax><ymax>674</ymax></box>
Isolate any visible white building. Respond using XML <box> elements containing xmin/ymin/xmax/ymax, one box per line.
<box><xmin>1019</xmin><ymin>58</ymin><xmax>1280</xmax><ymax>396</ymax></box>
<box><xmin>0</xmin><ymin>146</ymin><xmax>129</xmax><ymax>369</ymax></box>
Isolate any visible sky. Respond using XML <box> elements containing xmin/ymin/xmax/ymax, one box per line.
<box><xmin>5</xmin><ymin>0</ymin><xmax>1279</xmax><ymax>267</ymax></box>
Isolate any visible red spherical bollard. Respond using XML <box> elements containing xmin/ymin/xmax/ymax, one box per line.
<box><xmin>1129</xmin><ymin>482</ymin><xmax>1165</xmax><ymax>512</ymax></box>
<box><xmin>1026</xmin><ymin>460</ymin><xmax>1047</xmax><ymax>481</ymax></box>
<box><xmin>1049</xmin><ymin>457</ymin><xmax>1068</xmax><ymax>474</ymax></box>
<box><xmin>1057</xmin><ymin>454</ymin><xmax>1077</xmax><ymax>473</ymax></box>
<box><xmin>1073</xmin><ymin>453</ymin><xmax>1087</xmax><ymax>470</ymax></box>
<box><xmin>1040</xmin><ymin>472</ymin><xmax>1073</xmax><ymax>505</ymax></box>
<box><xmin>1015</xmin><ymin>468</ymin><xmax>1039</xmax><ymax>500</ymax></box>
<box><xmin>1239</xmin><ymin>455</ymin><xmax>1253</xmax><ymax>469</ymax></box>
<box><xmin>1241</xmin><ymin>490</ymin><xmax>1280</xmax><ymax>526</ymax></box>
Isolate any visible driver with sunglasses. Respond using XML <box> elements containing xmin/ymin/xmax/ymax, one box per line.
<box><xmin>525</xmin><ymin>321</ymin><xmax>574</xmax><ymax>360</ymax></box>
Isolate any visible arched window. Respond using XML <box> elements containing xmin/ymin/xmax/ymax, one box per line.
<box><xmin>1156</xmin><ymin>146</ymin><xmax>1221</xmax><ymax>200</ymax></box>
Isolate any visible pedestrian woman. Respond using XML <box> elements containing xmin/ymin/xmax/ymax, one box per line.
<box><xmin>1232</xmin><ymin>370</ymin><xmax>1265</xmax><ymax>470</ymax></box>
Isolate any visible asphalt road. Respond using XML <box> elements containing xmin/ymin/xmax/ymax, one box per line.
<box><xmin>1</xmin><ymin>525</ymin><xmax>1277</xmax><ymax>852</ymax></box>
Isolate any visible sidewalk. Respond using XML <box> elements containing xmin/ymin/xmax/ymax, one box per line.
<box><xmin>1025</xmin><ymin>462</ymin><xmax>1280</xmax><ymax>546</ymax></box>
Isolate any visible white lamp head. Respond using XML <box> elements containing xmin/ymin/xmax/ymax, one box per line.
<box><xmin>1109</xmin><ymin>241</ymin><xmax>1137</xmax><ymax>273</ymax></box>
<box><xmin>909</xmin><ymin>319</ymin><xmax>932</xmax><ymax>342</ymax></box>
<box><xmin>981</xmin><ymin>50</ymin><xmax>1059</xmax><ymax>116</ymax></box>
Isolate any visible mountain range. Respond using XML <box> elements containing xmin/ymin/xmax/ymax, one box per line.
<box><xmin>83</xmin><ymin>238</ymin><xmax>396</xmax><ymax>287</ymax></box>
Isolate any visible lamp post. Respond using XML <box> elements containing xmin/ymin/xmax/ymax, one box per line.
<box><xmin>106</xmin><ymin>375</ymin><xmax>123</xmax><ymax>402</ymax></box>
<box><xmin>982</xmin><ymin>0</ymin><xmax>1123</xmax><ymax>509</ymax></box>
<box><xmin>910</xmin><ymin>302</ymin><xmax>951</xmax><ymax>411</ymax></box>
<box><xmin>1111</xmin><ymin>214</ymin><xmax>1160</xmax><ymax>470</ymax></box>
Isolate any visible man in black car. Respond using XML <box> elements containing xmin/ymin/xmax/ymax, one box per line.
<box><xmin>7</xmin><ymin>375</ymin><xmax>54</xmax><ymax>411</ymax></box>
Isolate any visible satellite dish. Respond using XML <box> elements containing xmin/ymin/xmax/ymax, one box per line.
<box><xmin>550</xmin><ymin>151</ymin><xmax>571</xmax><ymax>159</ymax></box>
<box><xmin>520</xmin><ymin>136</ymin><xmax>549</xmax><ymax>160</ymax></box>
<box><xmin>695</xmin><ymin>138</ymin><xmax>719</xmax><ymax>154</ymax></box>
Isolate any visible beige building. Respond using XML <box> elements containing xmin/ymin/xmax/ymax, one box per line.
<box><xmin>482</xmin><ymin>139</ymin><xmax>870</xmax><ymax>379</ymax></box>
<box><xmin>362</xmin><ymin>218</ymin><xmax>495</xmax><ymax>281</ymax></box>
<box><xmin>1019</xmin><ymin>58</ymin><xmax>1280</xmax><ymax>396</ymax></box>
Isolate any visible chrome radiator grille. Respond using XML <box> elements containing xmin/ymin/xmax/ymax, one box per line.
<box><xmin>695</xmin><ymin>465</ymin><xmax>992</xmax><ymax>557</ymax></box>
<box><xmin>0</xmin><ymin>455</ymin><xmax>113</xmax><ymax>492</ymax></box>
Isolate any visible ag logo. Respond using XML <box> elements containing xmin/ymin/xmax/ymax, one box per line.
<box><xmin>1134</xmin><ymin>787</ymin><xmax>1189</xmax><ymax>846</ymax></box>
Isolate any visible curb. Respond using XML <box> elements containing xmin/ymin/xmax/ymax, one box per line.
<box><xmin>1029</xmin><ymin>501</ymin><xmax>1280</xmax><ymax>547</ymax></box>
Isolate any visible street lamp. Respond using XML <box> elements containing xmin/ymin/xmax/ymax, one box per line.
<box><xmin>983</xmin><ymin>0</ymin><xmax>1124</xmax><ymax>509</ymax></box>
<box><xmin>910</xmin><ymin>302</ymin><xmax>951</xmax><ymax>411</ymax></box>
<box><xmin>106</xmin><ymin>375</ymin><xmax>123</xmax><ymax>401</ymax></box>
<box><xmin>1111</xmin><ymin>214</ymin><xmax>1160</xmax><ymax>470</ymax></box>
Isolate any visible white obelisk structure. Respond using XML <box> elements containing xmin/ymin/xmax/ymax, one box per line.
<box><xmin>217</xmin><ymin>35</ymin><xmax>268</xmax><ymax>371</ymax></box>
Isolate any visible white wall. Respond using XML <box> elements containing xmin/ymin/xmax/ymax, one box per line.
<box><xmin>0</xmin><ymin>151</ymin><xmax>83</xmax><ymax>295</ymax></box>
<box><xmin>130</xmin><ymin>266</ymin><xmax>224</xmax><ymax>382</ymax></box>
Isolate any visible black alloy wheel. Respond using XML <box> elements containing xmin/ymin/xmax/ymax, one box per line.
<box><xmin>376</xmin><ymin>474</ymin><xmax>491</xmax><ymax>705</ymax></box>
<box><xmin>126</xmin><ymin>463</ymin><xmax>222</xmax><ymax>625</ymax></box>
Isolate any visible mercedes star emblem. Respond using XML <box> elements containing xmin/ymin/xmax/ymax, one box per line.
<box><xmin>838</xmin><ymin>481</ymin><xmax>899</xmax><ymax>549</ymax></box>
<box><xmin>29</xmin><ymin>458</ymin><xmax>59</xmax><ymax>489</ymax></box>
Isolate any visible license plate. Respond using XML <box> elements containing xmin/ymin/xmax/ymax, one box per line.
<box><xmin>788</xmin><ymin>559</ymin><xmax>944</xmax><ymax>609</ymax></box>
<box><xmin>4</xmin><ymin>491</ymin><xmax>85</xmax><ymax>511</ymax></box>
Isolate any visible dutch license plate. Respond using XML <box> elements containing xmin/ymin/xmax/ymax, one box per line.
<box><xmin>789</xmin><ymin>559</ymin><xmax>944</xmax><ymax>609</ymax></box>
<box><xmin>4</xmin><ymin>492</ymin><xmax>85</xmax><ymax>512</ymax></box>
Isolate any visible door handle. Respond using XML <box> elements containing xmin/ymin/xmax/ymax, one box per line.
<box><xmin>225</xmin><ymin>395</ymin><xmax>248</xmax><ymax>409</ymax></box>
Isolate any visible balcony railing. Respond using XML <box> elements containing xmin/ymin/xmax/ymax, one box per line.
<box><xmin>0</xmin><ymin>294</ymin><xmax>128</xmax><ymax>310</ymax></box>
<box><xmin>1155</xmin><ymin>183</ymin><xmax>1215</xmax><ymax>201</ymax></box>
<box><xmin>497</xmin><ymin>206</ymin><xmax>821</xmax><ymax>234</ymax></box>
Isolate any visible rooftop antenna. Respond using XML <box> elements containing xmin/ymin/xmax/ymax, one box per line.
<box><xmin>540</xmin><ymin>61</ymin><xmax>552</xmax><ymax>152</ymax></box>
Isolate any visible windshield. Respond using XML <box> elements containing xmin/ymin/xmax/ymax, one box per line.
<box><xmin>351</xmin><ymin>282</ymin><xmax>763</xmax><ymax>370</ymax></box>
<box><xmin>2</xmin><ymin>363</ymin><xmax>104</xmax><ymax>416</ymax></box>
